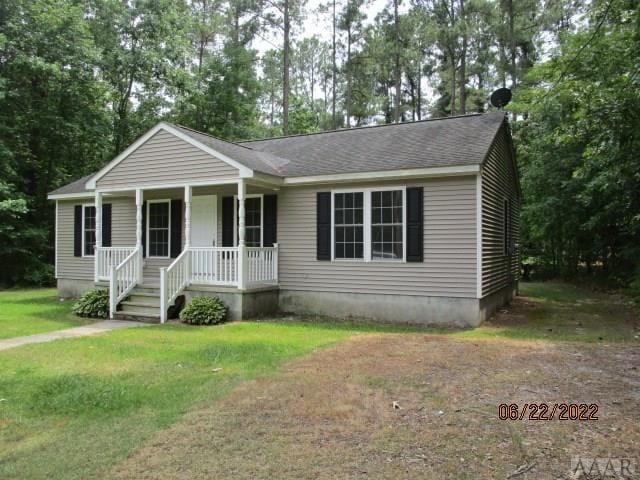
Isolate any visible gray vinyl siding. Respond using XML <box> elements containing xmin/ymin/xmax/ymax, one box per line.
<box><xmin>481</xmin><ymin>127</ymin><xmax>520</xmax><ymax>297</ymax></box>
<box><xmin>97</xmin><ymin>130</ymin><xmax>239</xmax><ymax>189</ymax></box>
<box><xmin>277</xmin><ymin>177</ymin><xmax>478</xmax><ymax>298</ymax></box>
<box><xmin>56</xmin><ymin>197</ymin><xmax>136</xmax><ymax>281</ymax></box>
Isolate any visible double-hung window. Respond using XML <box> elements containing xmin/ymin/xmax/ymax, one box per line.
<box><xmin>334</xmin><ymin>192</ymin><xmax>364</xmax><ymax>259</ymax></box>
<box><xmin>332</xmin><ymin>188</ymin><xmax>405</xmax><ymax>262</ymax></box>
<box><xmin>234</xmin><ymin>195</ymin><xmax>263</xmax><ymax>247</ymax></box>
<box><xmin>371</xmin><ymin>190</ymin><xmax>403</xmax><ymax>260</ymax></box>
<box><xmin>148</xmin><ymin>201</ymin><xmax>170</xmax><ymax>257</ymax></box>
<box><xmin>83</xmin><ymin>205</ymin><xmax>96</xmax><ymax>256</ymax></box>
<box><xmin>245</xmin><ymin>197</ymin><xmax>262</xmax><ymax>247</ymax></box>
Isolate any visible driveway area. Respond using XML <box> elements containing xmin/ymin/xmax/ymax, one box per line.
<box><xmin>112</xmin><ymin>300</ymin><xmax>640</xmax><ymax>479</ymax></box>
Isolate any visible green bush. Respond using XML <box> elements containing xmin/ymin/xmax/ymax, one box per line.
<box><xmin>72</xmin><ymin>289</ymin><xmax>109</xmax><ymax>318</ymax></box>
<box><xmin>179</xmin><ymin>296</ymin><xmax>227</xmax><ymax>325</ymax></box>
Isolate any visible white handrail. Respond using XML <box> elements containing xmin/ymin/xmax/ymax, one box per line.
<box><xmin>160</xmin><ymin>249</ymin><xmax>191</xmax><ymax>323</ymax></box>
<box><xmin>109</xmin><ymin>246</ymin><xmax>142</xmax><ymax>318</ymax></box>
<box><xmin>96</xmin><ymin>246</ymin><xmax>136</xmax><ymax>281</ymax></box>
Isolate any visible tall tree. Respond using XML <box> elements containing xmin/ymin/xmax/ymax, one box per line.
<box><xmin>393</xmin><ymin>0</ymin><xmax>401</xmax><ymax>122</ymax></box>
<box><xmin>0</xmin><ymin>0</ymin><xmax>112</xmax><ymax>284</ymax></box>
<box><xmin>338</xmin><ymin>0</ymin><xmax>366</xmax><ymax>126</ymax></box>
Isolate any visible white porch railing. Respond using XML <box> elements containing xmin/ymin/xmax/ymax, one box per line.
<box><xmin>246</xmin><ymin>246</ymin><xmax>278</xmax><ymax>285</ymax></box>
<box><xmin>190</xmin><ymin>247</ymin><xmax>239</xmax><ymax>286</ymax></box>
<box><xmin>158</xmin><ymin>245</ymin><xmax>278</xmax><ymax>323</ymax></box>
<box><xmin>109</xmin><ymin>246</ymin><xmax>142</xmax><ymax>318</ymax></box>
<box><xmin>96</xmin><ymin>247</ymin><xmax>137</xmax><ymax>281</ymax></box>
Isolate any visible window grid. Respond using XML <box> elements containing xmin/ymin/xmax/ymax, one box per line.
<box><xmin>371</xmin><ymin>190</ymin><xmax>403</xmax><ymax>260</ymax></box>
<box><xmin>245</xmin><ymin>197</ymin><xmax>261</xmax><ymax>247</ymax></box>
<box><xmin>334</xmin><ymin>192</ymin><xmax>364</xmax><ymax>259</ymax></box>
<box><xmin>148</xmin><ymin>202</ymin><xmax>170</xmax><ymax>257</ymax></box>
<box><xmin>83</xmin><ymin>206</ymin><xmax>96</xmax><ymax>256</ymax></box>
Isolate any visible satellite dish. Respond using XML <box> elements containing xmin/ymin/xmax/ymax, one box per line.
<box><xmin>490</xmin><ymin>88</ymin><xmax>512</xmax><ymax>109</ymax></box>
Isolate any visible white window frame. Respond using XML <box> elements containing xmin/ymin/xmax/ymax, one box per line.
<box><xmin>330</xmin><ymin>186</ymin><xmax>407</xmax><ymax>263</ymax></box>
<box><xmin>81</xmin><ymin>203</ymin><xmax>97</xmax><ymax>258</ymax></box>
<box><xmin>146</xmin><ymin>199</ymin><xmax>171</xmax><ymax>259</ymax></box>
<box><xmin>233</xmin><ymin>193</ymin><xmax>264</xmax><ymax>247</ymax></box>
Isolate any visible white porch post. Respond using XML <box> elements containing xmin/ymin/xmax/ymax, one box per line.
<box><xmin>94</xmin><ymin>191</ymin><xmax>103</xmax><ymax>282</ymax></box>
<box><xmin>184</xmin><ymin>185</ymin><xmax>192</xmax><ymax>248</ymax></box>
<box><xmin>237</xmin><ymin>179</ymin><xmax>247</xmax><ymax>290</ymax></box>
<box><xmin>184</xmin><ymin>185</ymin><xmax>192</xmax><ymax>284</ymax></box>
<box><xmin>136</xmin><ymin>188</ymin><xmax>143</xmax><ymax>283</ymax></box>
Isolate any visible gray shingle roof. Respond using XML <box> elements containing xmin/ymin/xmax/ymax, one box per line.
<box><xmin>49</xmin><ymin>173</ymin><xmax>95</xmax><ymax>196</ymax></box>
<box><xmin>49</xmin><ymin>113</ymin><xmax>505</xmax><ymax>196</ymax></box>
<box><xmin>171</xmin><ymin>124</ymin><xmax>288</xmax><ymax>176</ymax></box>
<box><xmin>239</xmin><ymin>112</ymin><xmax>506</xmax><ymax>176</ymax></box>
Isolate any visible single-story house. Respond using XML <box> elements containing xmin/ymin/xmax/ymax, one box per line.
<box><xmin>48</xmin><ymin>112</ymin><xmax>520</xmax><ymax>326</ymax></box>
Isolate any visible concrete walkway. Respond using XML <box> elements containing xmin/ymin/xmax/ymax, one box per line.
<box><xmin>0</xmin><ymin>320</ymin><xmax>150</xmax><ymax>352</ymax></box>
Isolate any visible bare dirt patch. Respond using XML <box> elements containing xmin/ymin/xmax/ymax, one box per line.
<box><xmin>111</xmin><ymin>331</ymin><xmax>640</xmax><ymax>479</ymax></box>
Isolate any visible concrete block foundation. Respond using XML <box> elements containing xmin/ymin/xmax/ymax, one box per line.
<box><xmin>279</xmin><ymin>290</ymin><xmax>484</xmax><ymax>327</ymax></box>
<box><xmin>57</xmin><ymin>278</ymin><xmax>97</xmax><ymax>298</ymax></box>
<box><xmin>185</xmin><ymin>285</ymin><xmax>279</xmax><ymax>321</ymax></box>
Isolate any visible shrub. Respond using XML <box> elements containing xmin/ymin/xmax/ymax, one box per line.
<box><xmin>179</xmin><ymin>296</ymin><xmax>227</xmax><ymax>325</ymax></box>
<box><xmin>72</xmin><ymin>289</ymin><xmax>109</xmax><ymax>318</ymax></box>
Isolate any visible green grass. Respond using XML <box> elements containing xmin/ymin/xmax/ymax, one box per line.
<box><xmin>0</xmin><ymin>320</ymin><xmax>355</xmax><ymax>479</ymax></box>
<box><xmin>0</xmin><ymin>289</ymin><xmax>92</xmax><ymax>340</ymax></box>
<box><xmin>452</xmin><ymin>281</ymin><xmax>640</xmax><ymax>343</ymax></box>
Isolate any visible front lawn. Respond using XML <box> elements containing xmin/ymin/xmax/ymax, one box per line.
<box><xmin>0</xmin><ymin>321</ymin><xmax>354</xmax><ymax>479</ymax></box>
<box><xmin>0</xmin><ymin>282</ymin><xmax>637</xmax><ymax>479</ymax></box>
<box><xmin>0</xmin><ymin>289</ymin><xmax>91</xmax><ymax>340</ymax></box>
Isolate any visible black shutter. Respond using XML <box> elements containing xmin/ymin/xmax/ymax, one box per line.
<box><xmin>170</xmin><ymin>199</ymin><xmax>182</xmax><ymax>258</ymax></box>
<box><xmin>317</xmin><ymin>192</ymin><xmax>331</xmax><ymax>260</ymax></box>
<box><xmin>222</xmin><ymin>196</ymin><xmax>234</xmax><ymax>247</ymax></box>
<box><xmin>263</xmin><ymin>194</ymin><xmax>277</xmax><ymax>247</ymax></box>
<box><xmin>102</xmin><ymin>204</ymin><xmax>112</xmax><ymax>247</ymax></box>
<box><xmin>141</xmin><ymin>201</ymin><xmax>147</xmax><ymax>257</ymax></box>
<box><xmin>73</xmin><ymin>205</ymin><xmax>82</xmax><ymax>257</ymax></box>
<box><xmin>406</xmin><ymin>187</ymin><xmax>424</xmax><ymax>262</ymax></box>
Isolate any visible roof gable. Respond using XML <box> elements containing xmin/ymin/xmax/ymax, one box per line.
<box><xmin>86</xmin><ymin>123</ymin><xmax>255</xmax><ymax>190</ymax></box>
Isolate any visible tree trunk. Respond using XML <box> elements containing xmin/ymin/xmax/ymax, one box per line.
<box><xmin>332</xmin><ymin>0</ymin><xmax>337</xmax><ymax>129</ymax></box>
<box><xmin>346</xmin><ymin>28</ymin><xmax>352</xmax><ymax>128</ymax></box>
<box><xmin>459</xmin><ymin>0</ymin><xmax>467</xmax><ymax>115</ymax></box>
<box><xmin>393</xmin><ymin>0</ymin><xmax>400</xmax><ymax>123</ymax></box>
<box><xmin>282</xmin><ymin>0</ymin><xmax>290</xmax><ymax>135</ymax></box>
<box><xmin>508</xmin><ymin>0</ymin><xmax>516</xmax><ymax>90</ymax></box>
<box><xmin>450</xmin><ymin>53</ymin><xmax>456</xmax><ymax>116</ymax></box>
<box><xmin>417</xmin><ymin>59</ymin><xmax>422</xmax><ymax>120</ymax></box>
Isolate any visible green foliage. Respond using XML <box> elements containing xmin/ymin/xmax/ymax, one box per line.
<box><xmin>72</xmin><ymin>289</ymin><xmax>110</xmax><ymax>319</ymax></box>
<box><xmin>514</xmin><ymin>0</ymin><xmax>640</xmax><ymax>284</ymax></box>
<box><xmin>179</xmin><ymin>296</ymin><xmax>228</xmax><ymax>325</ymax></box>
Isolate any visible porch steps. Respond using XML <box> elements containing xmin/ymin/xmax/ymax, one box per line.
<box><xmin>114</xmin><ymin>284</ymin><xmax>162</xmax><ymax>323</ymax></box>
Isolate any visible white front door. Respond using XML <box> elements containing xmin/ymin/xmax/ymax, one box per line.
<box><xmin>191</xmin><ymin>195</ymin><xmax>217</xmax><ymax>247</ymax></box>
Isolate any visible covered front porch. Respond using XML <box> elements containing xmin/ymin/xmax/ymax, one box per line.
<box><xmin>92</xmin><ymin>179</ymin><xmax>278</xmax><ymax>322</ymax></box>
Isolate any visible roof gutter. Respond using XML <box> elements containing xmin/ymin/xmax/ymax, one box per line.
<box><xmin>282</xmin><ymin>164</ymin><xmax>480</xmax><ymax>185</ymax></box>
